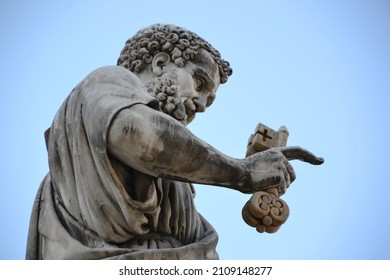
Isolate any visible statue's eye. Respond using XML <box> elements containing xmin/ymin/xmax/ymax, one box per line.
<box><xmin>194</xmin><ymin>76</ymin><xmax>205</xmax><ymax>91</ymax></box>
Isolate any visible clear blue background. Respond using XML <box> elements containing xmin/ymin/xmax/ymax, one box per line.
<box><xmin>1</xmin><ymin>0</ymin><xmax>389</xmax><ymax>259</ymax></box>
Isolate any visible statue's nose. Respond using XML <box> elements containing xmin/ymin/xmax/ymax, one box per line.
<box><xmin>193</xmin><ymin>98</ymin><xmax>206</xmax><ymax>112</ymax></box>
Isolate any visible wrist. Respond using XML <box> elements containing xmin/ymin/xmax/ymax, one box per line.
<box><xmin>235</xmin><ymin>158</ymin><xmax>252</xmax><ymax>193</ymax></box>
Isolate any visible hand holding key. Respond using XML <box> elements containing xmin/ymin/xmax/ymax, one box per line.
<box><xmin>242</xmin><ymin>124</ymin><xmax>323</xmax><ymax>233</ymax></box>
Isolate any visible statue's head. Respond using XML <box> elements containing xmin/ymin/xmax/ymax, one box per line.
<box><xmin>117</xmin><ymin>24</ymin><xmax>232</xmax><ymax>125</ymax></box>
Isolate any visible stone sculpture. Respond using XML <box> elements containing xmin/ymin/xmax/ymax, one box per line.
<box><xmin>242</xmin><ymin>124</ymin><xmax>290</xmax><ymax>233</ymax></box>
<box><xmin>26</xmin><ymin>24</ymin><xmax>324</xmax><ymax>260</ymax></box>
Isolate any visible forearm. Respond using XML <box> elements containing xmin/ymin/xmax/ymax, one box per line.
<box><xmin>107</xmin><ymin>104</ymin><xmax>247</xmax><ymax>190</ymax></box>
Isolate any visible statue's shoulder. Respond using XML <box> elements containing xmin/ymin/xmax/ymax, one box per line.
<box><xmin>76</xmin><ymin>66</ymin><xmax>150</xmax><ymax>107</ymax></box>
<box><xmin>83</xmin><ymin>66</ymin><xmax>142</xmax><ymax>87</ymax></box>
<box><xmin>87</xmin><ymin>66</ymin><xmax>139</xmax><ymax>80</ymax></box>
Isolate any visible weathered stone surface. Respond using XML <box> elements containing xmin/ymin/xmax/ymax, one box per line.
<box><xmin>27</xmin><ymin>24</ymin><xmax>324</xmax><ymax>260</ymax></box>
<box><xmin>243</xmin><ymin>124</ymin><xmax>290</xmax><ymax>233</ymax></box>
<box><xmin>246</xmin><ymin>124</ymin><xmax>289</xmax><ymax>157</ymax></box>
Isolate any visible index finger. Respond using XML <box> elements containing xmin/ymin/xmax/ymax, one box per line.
<box><xmin>276</xmin><ymin>146</ymin><xmax>324</xmax><ymax>165</ymax></box>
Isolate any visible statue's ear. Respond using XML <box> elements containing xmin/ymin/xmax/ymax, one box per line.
<box><xmin>152</xmin><ymin>52</ymin><xmax>171</xmax><ymax>76</ymax></box>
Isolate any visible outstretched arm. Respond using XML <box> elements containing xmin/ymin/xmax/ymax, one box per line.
<box><xmin>107</xmin><ymin>104</ymin><xmax>323</xmax><ymax>193</ymax></box>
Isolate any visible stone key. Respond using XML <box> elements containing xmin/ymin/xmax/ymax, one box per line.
<box><xmin>245</xmin><ymin>123</ymin><xmax>289</xmax><ymax>157</ymax></box>
<box><xmin>242</xmin><ymin>124</ymin><xmax>290</xmax><ymax>233</ymax></box>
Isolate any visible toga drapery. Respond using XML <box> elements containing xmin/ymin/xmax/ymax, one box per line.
<box><xmin>26</xmin><ymin>66</ymin><xmax>219</xmax><ymax>259</ymax></box>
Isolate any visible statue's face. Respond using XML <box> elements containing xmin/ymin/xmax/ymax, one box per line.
<box><xmin>142</xmin><ymin>49</ymin><xmax>221</xmax><ymax>125</ymax></box>
<box><xmin>163</xmin><ymin>49</ymin><xmax>221</xmax><ymax>124</ymax></box>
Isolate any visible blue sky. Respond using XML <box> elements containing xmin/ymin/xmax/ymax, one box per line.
<box><xmin>1</xmin><ymin>0</ymin><xmax>389</xmax><ymax>259</ymax></box>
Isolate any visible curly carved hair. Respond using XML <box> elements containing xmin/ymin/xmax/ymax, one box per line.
<box><xmin>117</xmin><ymin>24</ymin><xmax>232</xmax><ymax>84</ymax></box>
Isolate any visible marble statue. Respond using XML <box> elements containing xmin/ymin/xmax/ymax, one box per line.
<box><xmin>26</xmin><ymin>24</ymin><xmax>324</xmax><ymax>260</ymax></box>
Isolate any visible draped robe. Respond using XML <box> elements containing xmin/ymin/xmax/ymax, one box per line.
<box><xmin>26</xmin><ymin>66</ymin><xmax>219</xmax><ymax>259</ymax></box>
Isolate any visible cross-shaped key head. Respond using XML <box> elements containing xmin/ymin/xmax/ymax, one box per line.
<box><xmin>246</xmin><ymin>123</ymin><xmax>289</xmax><ymax>157</ymax></box>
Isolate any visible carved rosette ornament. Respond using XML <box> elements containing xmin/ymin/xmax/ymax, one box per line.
<box><xmin>242</xmin><ymin>187</ymin><xmax>289</xmax><ymax>233</ymax></box>
<box><xmin>242</xmin><ymin>124</ymin><xmax>290</xmax><ymax>233</ymax></box>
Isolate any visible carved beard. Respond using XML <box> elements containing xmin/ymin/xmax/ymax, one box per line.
<box><xmin>145</xmin><ymin>71</ymin><xmax>197</xmax><ymax>125</ymax></box>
